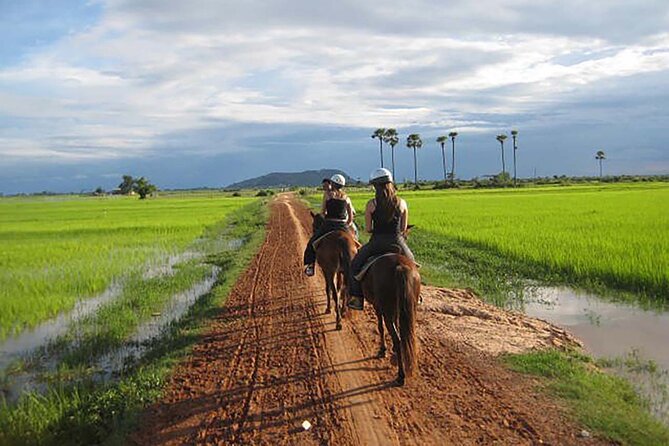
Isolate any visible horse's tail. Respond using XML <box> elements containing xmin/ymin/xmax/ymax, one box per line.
<box><xmin>396</xmin><ymin>263</ymin><xmax>418</xmax><ymax>377</ymax></box>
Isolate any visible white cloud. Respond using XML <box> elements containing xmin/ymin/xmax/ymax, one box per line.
<box><xmin>0</xmin><ymin>0</ymin><xmax>668</xmax><ymax>172</ymax></box>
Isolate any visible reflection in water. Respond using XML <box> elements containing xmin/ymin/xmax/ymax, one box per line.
<box><xmin>525</xmin><ymin>287</ymin><xmax>669</xmax><ymax>370</ymax></box>
<box><xmin>0</xmin><ymin>281</ymin><xmax>123</xmax><ymax>372</ymax></box>
<box><xmin>0</xmin><ymin>268</ymin><xmax>220</xmax><ymax>404</ymax></box>
<box><xmin>95</xmin><ymin>267</ymin><xmax>220</xmax><ymax>380</ymax></box>
<box><xmin>525</xmin><ymin>287</ymin><xmax>669</xmax><ymax>424</ymax></box>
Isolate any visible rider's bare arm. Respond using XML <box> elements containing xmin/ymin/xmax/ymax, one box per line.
<box><xmin>347</xmin><ymin>197</ymin><xmax>356</xmax><ymax>217</ymax></box>
<box><xmin>400</xmin><ymin>199</ymin><xmax>409</xmax><ymax>234</ymax></box>
<box><xmin>345</xmin><ymin>200</ymin><xmax>354</xmax><ymax>225</ymax></box>
<box><xmin>365</xmin><ymin>199</ymin><xmax>375</xmax><ymax>233</ymax></box>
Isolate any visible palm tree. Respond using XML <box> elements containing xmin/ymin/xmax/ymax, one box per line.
<box><xmin>406</xmin><ymin>134</ymin><xmax>423</xmax><ymax>188</ymax></box>
<box><xmin>436</xmin><ymin>135</ymin><xmax>448</xmax><ymax>182</ymax></box>
<box><xmin>496</xmin><ymin>134</ymin><xmax>508</xmax><ymax>174</ymax></box>
<box><xmin>595</xmin><ymin>150</ymin><xmax>606</xmax><ymax>179</ymax></box>
<box><xmin>449</xmin><ymin>131</ymin><xmax>458</xmax><ymax>183</ymax></box>
<box><xmin>371</xmin><ymin>128</ymin><xmax>386</xmax><ymax>167</ymax></box>
<box><xmin>388</xmin><ymin>135</ymin><xmax>399</xmax><ymax>180</ymax></box>
<box><xmin>511</xmin><ymin>130</ymin><xmax>518</xmax><ymax>186</ymax></box>
<box><xmin>384</xmin><ymin>128</ymin><xmax>399</xmax><ymax>179</ymax></box>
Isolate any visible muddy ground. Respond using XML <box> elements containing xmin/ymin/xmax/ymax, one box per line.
<box><xmin>130</xmin><ymin>194</ymin><xmax>609</xmax><ymax>445</ymax></box>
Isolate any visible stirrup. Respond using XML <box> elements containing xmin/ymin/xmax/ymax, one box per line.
<box><xmin>347</xmin><ymin>296</ymin><xmax>364</xmax><ymax>310</ymax></box>
<box><xmin>304</xmin><ymin>264</ymin><xmax>315</xmax><ymax>277</ymax></box>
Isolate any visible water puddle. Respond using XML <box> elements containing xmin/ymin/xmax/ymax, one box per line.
<box><xmin>0</xmin><ymin>249</ymin><xmax>210</xmax><ymax>374</ymax></box>
<box><xmin>143</xmin><ymin>250</ymin><xmax>203</xmax><ymax>280</ymax></box>
<box><xmin>525</xmin><ymin>286</ymin><xmax>669</xmax><ymax>423</ymax></box>
<box><xmin>227</xmin><ymin>237</ymin><xmax>246</xmax><ymax>250</ymax></box>
<box><xmin>0</xmin><ymin>281</ymin><xmax>123</xmax><ymax>372</ymax></box>
<box><xmin>525</xmin><ymin>287</ymin><xmax>669</xmax><ymax>370</ymax></box>
<box><xmin>0</xmin><ymin>267</ymin><xmax>220</xmax><ymax>404</ymax></box>
<box><xmin>95</xmin><ymin>267</ymin><xmax>220</xmax><ymax>379</ymax></box>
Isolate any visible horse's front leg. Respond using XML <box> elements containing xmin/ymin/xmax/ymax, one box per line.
<box><xmin>385</xmin><ymin>316</ymin><xmax>404</xmax><ymax>386</ymax></box>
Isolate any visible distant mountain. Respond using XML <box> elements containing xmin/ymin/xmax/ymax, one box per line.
<box><xmin>226</xmin><ymin>169</ymin><xmax>355</xmax><ymax>189</ymax></box>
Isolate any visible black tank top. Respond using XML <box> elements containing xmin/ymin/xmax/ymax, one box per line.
<box><xmin>372</xmin><ymin>201</ymin><xmax>402</xmax><ymax>235</ymax></box>
<box><xmin>325</xmin><ymin>198</ymin><xmax>347</xmax><ymax>221</ymax></box>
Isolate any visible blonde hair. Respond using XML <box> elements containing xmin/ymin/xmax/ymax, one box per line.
<box><xmin>329</xmin><ymin>186</ymin><xmax>347</xmax><ymax>200</ymax></box>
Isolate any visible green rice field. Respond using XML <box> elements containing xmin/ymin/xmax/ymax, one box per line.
<box><xmin>348</xmin><ymin>182</ymin><xmax>669</xmax><ymax>303</ymax></box>
<box><xmin>0</xmin><ymin>197</ymin><xmax>268</xmax><ymax>445</ymax></box>
<box><xmin>0</xmin><ymin>194</ymin><xmax>254</xmax><ymax>340</ymax></box>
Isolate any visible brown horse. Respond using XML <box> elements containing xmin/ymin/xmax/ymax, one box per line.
<box><xmin>310</xmin><ymin>212</ymin><xmax>358</xmax><ymax>330</ymax></box>
<box><xmin>361</xmin><ymin>254</ymin><xmax>420</xmax><ymax>386</ymax></box>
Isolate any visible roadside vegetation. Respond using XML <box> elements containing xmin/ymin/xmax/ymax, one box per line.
<box><xmin>0</xmin><ymin>194</ymin><xmax>253</xmax><ymax>339</ymax></box>
<box><xmin>0</xmin><ymin>199</ymin><xmax>268</xmax><ymax>446</ymax></box>
<box><xmin>505</xmin><ymin>349</ymin><xmax>669</xmax><ymax>446</ymax></box>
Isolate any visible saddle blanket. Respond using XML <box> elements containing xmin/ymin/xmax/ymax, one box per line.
<box><xmin>354</xmin><ymin>253</ymin><xmax>399</xmax><ymax>281</ymax></box>
<box><xmin>354</xmin><ymin>253</ymin><xmax>421</xmax><ymax>281</ymax></box>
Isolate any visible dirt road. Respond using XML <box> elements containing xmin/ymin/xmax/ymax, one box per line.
<box><xmin>130</xmin><ymin>194</ymin><xmax>607</xmax><ymax>445</ymax></box>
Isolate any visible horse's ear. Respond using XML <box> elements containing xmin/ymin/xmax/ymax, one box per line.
<box><xmin>310</xmin><ymin>210</ymin><xmax>315</xmax><ymax>218</ymax></box>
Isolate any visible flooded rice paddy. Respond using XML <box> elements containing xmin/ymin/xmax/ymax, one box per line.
<box><xmin>525</xmin><ymin>287</ymin><xmax>669</xmax><ymax>424</ymax></box>
<box><xmin>0</xmin><ymin>238</ymin><xmax>229</xmax><ymax>405</ymax></box>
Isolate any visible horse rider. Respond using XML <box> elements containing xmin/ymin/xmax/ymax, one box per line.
<box><xmin>347</xmin><ymin>168</ymin><xmax>415</xmax><ymax>310</ymax></box>
<box><xmin>304</xmin><ymin>174</ymin><xmax>355</xmax><ymax>277</ymax></box>
<box><xmin>319</xmin><ymin>175</ymin><xmax>358</xmax><ymax>240</ymax></box>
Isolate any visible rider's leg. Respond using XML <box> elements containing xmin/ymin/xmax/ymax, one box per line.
<box><xmin>304</xmin><ymin>239</ymin><xmax>316</xmax><ymax>265</ymax></box>
<box><xmin>304</xmin><ymin>228</ymin><xmax>325</xmax><ymax>276</ymax></box>
<box><xmin>347</xmin><ymin>241</ymin><xmax>373</xmax><ymax>309</ymax></box>
<box><xmin>347</xmin><ymin>236</ymin><xmax>392</xmax><ymax>309</ymax></box>
<box><xmin>396</xmin><ymin>236</ymin><xmax>415</xmax><ymax>262</ymax></box>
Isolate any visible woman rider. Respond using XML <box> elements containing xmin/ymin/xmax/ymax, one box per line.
<box><xmin>304</xmin><ymin>174</ymin><xmax>355</xmax><ymax>277</ymax></box>
<box><xmin>347</xmin><ymin>168</ymin><xmax>415</xmax><ymax>310</ymax></box>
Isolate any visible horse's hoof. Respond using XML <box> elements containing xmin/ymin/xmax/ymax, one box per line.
<box><xmin>377</xmin><ymin>351</ymin><xmax>386</xmax><ymax>359</ymax></box>
<box><xmin>336</xmin><ymin>323</ymin><xmax>342</xmax><ymax>331</ymax></box>
<box><xmin>393</xmin><ymin>377</ymin><xmax>405</xmax><ymax>387</ymax></box>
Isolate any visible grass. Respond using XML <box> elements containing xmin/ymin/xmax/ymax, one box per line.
<box><xmin>0</xmin><ymin>194</ymin><xmax>254</xmax><ymax>339</ymax></box>
<box><xmin>46</xmin><ymin>260</ymin><xmax>212</xmax><ymax>368</ymax></box>
<box><xmin>344</xmin><ymin>182</ymin><xmax>669</xmax><ymax>306</ymax></box>
<box><xmin>598</xmin><ymin>350</ymin><xmax>669</xmax><ymax>427</ymax></box>
<box><xmin>0</xmin><ymin>199</ymin><xmax>268</xmax><ymax>446</ymax></box>
<box><xmin>505</xmin><ymin>350</ymin><xmax>669</xmax><ymax>445</ymax></box>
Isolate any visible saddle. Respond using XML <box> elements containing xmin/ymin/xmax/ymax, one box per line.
<box><xmin>354</xmin><ymin>253</ymin><xmax>421</xmax><ymax>281</ymax></box>
<box><xmin>312</xmin><ymin>230</ymin><xmax>361</xmax><ymax>250</ymax></box>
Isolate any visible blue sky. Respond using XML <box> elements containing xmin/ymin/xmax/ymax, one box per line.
<box><xmin>1</xmin><ymin>0</ymin><xmax>668</xmax><ymax>193</ymax></box>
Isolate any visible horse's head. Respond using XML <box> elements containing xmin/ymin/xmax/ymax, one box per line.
<box><xmin>310</xmin><ymin>211</ymin><xmax>325</xmax><ymax>232</ymax></box>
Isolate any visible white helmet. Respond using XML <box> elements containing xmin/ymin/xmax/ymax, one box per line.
<box><xmin>330</xmin><ymin>173</ymin><xmax>346</xmax><ymax>187</ymax></box>
<box><xmin>369</xmin><ymin>167</ymin><xmax>393</xmax><ymax>184</ymax></box>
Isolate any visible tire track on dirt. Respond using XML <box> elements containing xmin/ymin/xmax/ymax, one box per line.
<box><xmin>131</xmin><ymin>194</ymin><xmax>611</xmax><ymax>446</ymax></box>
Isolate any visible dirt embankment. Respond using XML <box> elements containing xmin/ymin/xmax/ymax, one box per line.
<box><xmin>130</xmin><ymin>194</ymin><xmax>607</xmax><ymax>446</ymax></box>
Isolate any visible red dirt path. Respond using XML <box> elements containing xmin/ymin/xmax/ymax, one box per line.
<box><xmin>129</xmin><ymin>194</ymin><xmax>610</xmax><ymax>445</ymax></box>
